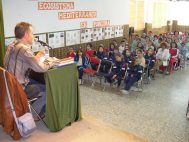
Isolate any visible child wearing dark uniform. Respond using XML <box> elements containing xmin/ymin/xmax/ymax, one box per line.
<box><xmin>96</xmin><ymin>45</ymin><xmax>106</xmax><ymax>60</ymax></box>
<box><xmin>122</xmin><ymin>49</ymin><xmax>132</xmax><ymax>66</ymax></box>
<box><xmin>144</xmin><ymin>48</ymin><xmax>156</xmax><ymax>78</ymax></box>
<box><xmin>121</xmin><ymin>57</ymin><xmax>143</xmax><ymax>95</ymax></box>
<box><xmin>106</xmin><ymin>53</ymin><xmax>126</xmax><ymax>87</ymax></box>
<box><xmin>108</xmin><ymin>48</ymin><xmax>119</xmax><ymax>63</ymax></box>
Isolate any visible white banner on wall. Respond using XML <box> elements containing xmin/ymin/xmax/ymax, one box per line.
<box><xmin>2</xmin><ymin>0</ymin><xmax>129</xmax><ymax>37</ymax></box>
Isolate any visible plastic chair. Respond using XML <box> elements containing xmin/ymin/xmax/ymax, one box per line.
<box><xmin>89</xmin><ymin>56</ymin><xmax>101</xmax><ymax>71</ymax></box>
<box><xmin>83</xmin><ymin>57</ymin><xmax>101</xmax><ymax>86</ymax></box>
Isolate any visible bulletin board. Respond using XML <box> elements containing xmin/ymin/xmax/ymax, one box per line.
<box><xmin>81</xmin><ymin>28</ymin><xmax>94</xmax><ymax>43</ymax></box>
<box><xmin>102</xmin><ymin>26</ymin><xmax>115</xmax><ymax>39</ymax></box>
<box><xmin>114</xmin><ymin>25</ymin><xmax>124</xmax><ymax>37</ymax></box>
<box><xmin>93</xmin><ymin>27</ymin><xmax>103</xmax><ymax>41</ymax></box>
<box><xmin>47</xmin><ymin>32</ymin><xmax>65</xmax><ymax>48</ymax></box>
<box><xmin>4</xmin><ymin>25</ymin><xmax>124</xmax><ymax>49</ymax></box>
<box><xmin>32</xmin><ymin>33</ymin><xmax>47</xmax><ymax>52</ymax></box>
<box><xmin>66</xmin><ymin>30</ymin><xmax>80</xmax><ymax>46</ymax></box>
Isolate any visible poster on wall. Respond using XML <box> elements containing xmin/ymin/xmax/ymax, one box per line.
<box><xmin>81</xmin><ymin>28</ymin><xmax>93</xmax><ymax>43</ymax></box>
<box><xmin>93</xmin><ymin>28</ymin><xmax>103</xmax><ymax>41</ymax></box>
<box><xmin>32</xmin><ymin>34</ymin><xmax>47</xmax><ymax>52</ymax></box>
<box><xmin>114</xmin><ymin>25</ymin><xmax>124</xmax><ymax>37</ymax></box>
<box><xmin>47</xmin><ymin>32</ymin><xmax>65</xmax><ymax>48</ymax></box>
<box><xmin>102</xmin><ymin>26</ymin><xmax>115</xmax><ymax>39</ymax></box>
<box><xmin>66</xmin><ymin>30</ymin><xmax>80</xmax><ymax>46</ymax></box>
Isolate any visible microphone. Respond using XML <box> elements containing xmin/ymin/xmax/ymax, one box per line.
<box><xmin>34</xmin><ymin>38</ymin><xmax>52</xmax><ymax>49</ymax></box>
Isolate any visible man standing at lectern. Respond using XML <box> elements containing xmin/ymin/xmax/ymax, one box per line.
<box><xmin>4</xmin><ymin>22</ymin><xmax>54</xmax><ymax>119</ymax></box>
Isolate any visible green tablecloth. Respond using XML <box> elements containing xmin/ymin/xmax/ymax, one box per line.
<box><xmin>44</xmin><ymin>64</ymin><xmax>81</xmax><ymax>132</ymax></box>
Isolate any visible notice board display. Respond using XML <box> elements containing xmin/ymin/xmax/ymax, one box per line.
<box><xmin>66</xmin><ymin>30</ymin><xmax>80</xmax><ymax>46</ymax></box>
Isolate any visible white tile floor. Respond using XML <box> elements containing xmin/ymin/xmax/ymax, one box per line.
<box><xmin>1</xmin><ymin>66</ymin><xmax>189</xmax><ymax>142</ymax></box>
<box><xmin>80</xmin><ymin>67</ymin><xmax>189</xmax><ymax>142</ymax></box>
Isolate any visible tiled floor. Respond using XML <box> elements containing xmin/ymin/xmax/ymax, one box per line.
<box><xmin>80</xmin><ymin>67</ymin><xmax>189</xmax><ymax>142</ymax></box>
<box><xmin>1</xmin><ymin>67</ymin><xmax>189</xmax><ymax>142</ymax></box>
<box><xmin>0</xmin><ymin>114</ymin><xmax>147</xmax><ymax>142</ymax></box>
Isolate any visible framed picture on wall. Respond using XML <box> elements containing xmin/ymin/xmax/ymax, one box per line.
<box><xmin>102</xmin><ymin>26</ymin><xmax>115</xmax><ymax>39</ymax></box>
<box><xmin>93</xmin><ymin>27</ymin><xmax>103</xmax><ymax>41</ymax></box>
<box><xmin>66</xmin><ymin>30</ymin><xmax>80</xmax><ymax>46</ymax></box>
<box><xmin>32</xmin><ymin>33</ymin><xmax>47</xmax><ymax>52</ymax></box>
<box><xmin>47</xmin><ymin>32</ymin><xmax>65</xmax><ymax>48</ymax></box>
<box><xmin>114</xmin><ymin>25</ymin><xmax>124</xmax><ymax>37</ymax></box>
<box><xmin>81</xmin><ymin>28</ymin><xmax>93</xmax><ymax>43</ymax></box>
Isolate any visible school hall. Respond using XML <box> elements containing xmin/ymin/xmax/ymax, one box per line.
<box><xmin>0</xmin><ymin>0</ymin><xmax>189</xmax><ymax>142</ymax></box>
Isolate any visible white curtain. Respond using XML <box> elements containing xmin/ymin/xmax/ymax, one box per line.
<box><xmin>129</xmin><ymin>0</ymin><xmax>145</xmax><ymax>30</ymax></box>
<box><xmin>129</xmin><ymin>0</ymin><xmax>189</xmax><ymax>30</ymax></box>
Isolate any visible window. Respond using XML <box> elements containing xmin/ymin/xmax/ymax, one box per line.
<box><xmin>152</xmin><ymin>0</ymin><xmax>168</xmax><ymax>28</ymax></box>
<box><xmin>129</xmin><ymin>0</ymin><xmax>145</xmax><ymax>30</ymax></box>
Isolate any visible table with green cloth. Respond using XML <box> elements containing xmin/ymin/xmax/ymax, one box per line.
<box><xmin>44</xmin><ymin>64</ymin><xmax>81</xmax><ymax>132</ymax></box>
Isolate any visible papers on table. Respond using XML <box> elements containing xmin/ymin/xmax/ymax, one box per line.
<box><xmin>45</xmin><ymin>57</ymin><xmax>74</xmax><ymax>68</ymax></box>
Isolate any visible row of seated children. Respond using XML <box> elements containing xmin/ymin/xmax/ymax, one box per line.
<box><xmin>96</xmin><ymin>45</ymin><xmax>146</xmax><ymax>95</ymax></box>
<box><xmin>131</xmin><ymin>31</ymin><xmax>188</xmax><ymax>75</ymax></box>
<box><xmin>105</xmin><ymin>50</ymin><xmax>145</xmax><ymax>93</ymax></box>
<box><xmin>66</xmin><ymin>31</ymin><xmax>189</xmax><ymax>94</ymax></box>
<box><xmin>156</xmin><ymin>41</ymin><xmax>179</xmax><ymax>74</ymax></box>
<box><xmin>108</xmin><ymin>32</ymin><xmax>188</xmax><ymax>93</ymax></box>
<box><xmin>86</xmin><ymin>48</ymin><xmax>146</xmax><ymax>95</ymax></box>
<box><xmin>66</xmin><ymin>41</ymin><xmax>155</xmax><ymax>92</ymax></box>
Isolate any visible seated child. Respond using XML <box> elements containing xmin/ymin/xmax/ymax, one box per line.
<box><xmin>90</xmin><ymin>45</ymin><xmax>106</xmax><ymax>70</ymax></box>
<box><xmin>178</xmin><ymin>42</ymin><xmax>187</xmax><ymax>68</ymax></box>
<box><xmin>96</xmin><ymin>45</ymin><xmax>106</xmax><ymax>60</ymax></box>
<box><xmin>169</xmin><ymin>41</ymin><xmax>179</xmax><ymax>73</ymax></box>
<box><xmin>136</xmin><ymin>49</ymin><xmax>146</xmax><ymax>68</ymax></box>
<box><xmin>122</xmin><ymin>49</ymin><xmax>132</xmax><ymax>65</ymax></box>
<box><xmin>84</xmin><ymin>43</ymin><xmax>95</xmax><ymax>59</ymax></box>
<box><xmin>66</xmin><ymin>47</ymin><xmax>76</xmax><ymax>58</ymax></box>
<box><xmin>74</xmin><ymin>49</ymin><xmax>88</xmax><ymax>84</ymax></box>
<box><xmin>108</xmin><ymin>43</ymin><xmax>116</xmax><ymax>58</ymax></box>
<box><xmin>108</xmin><ymin>48</ymin><xmax>119</xmax><ymax>63</ymax></box>
<box><xmin>136</xmin><ymin>42</ymin><xmax>145</xmax><ymax>52</ymax></box>
<box><xmin>106</xmin><ymin>53</ymin><xmax>126</xmax><ymax>87</ymax></box>
<box><xmin>144</xmin><ymin>48</ymin><xmax>156</xmax><ymax>78</ymax></box>
<box><xmin>118</xmin><ymin>40</ymin><xmax>126</xmax><ymax>54</ymax></box>
<box><xmin>121</xmin><ymin>57</ymin><xmax>143</xmax><ymax>95</ymax></box>
<box><xmin>156</xmin><ymin>42</ymin><xmax>170</xmax><ymax>74</ymax></box>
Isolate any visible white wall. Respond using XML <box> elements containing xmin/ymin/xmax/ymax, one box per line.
<box><xmin>168</xmin><ymin>1</ymin><xmax>189</xmax><ymax>25</ymax></box>
<box><xmin>2</xmin><ymin>0</ymin><xmax>129</xmax><ymax>37</ymax></box>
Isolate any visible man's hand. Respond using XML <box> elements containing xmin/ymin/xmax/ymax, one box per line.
<box><xmin>36</xmin><ymin>50</ymin><xmax>45</xmax><ymax>59</ymax></box>
<box><xmin>6</xmin><ymin>43</ymin><xmax>14</xmax><ymax>52</ymax></box>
